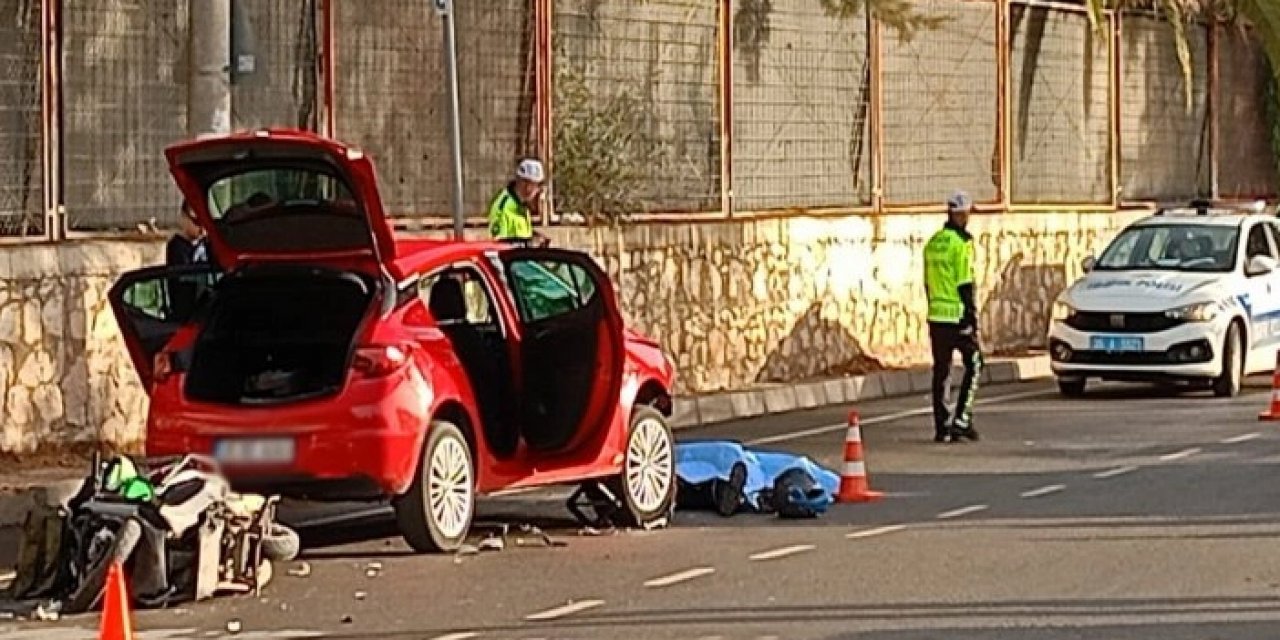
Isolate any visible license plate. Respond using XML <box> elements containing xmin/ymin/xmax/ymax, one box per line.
<box><xmin>214</xmin><ymin>438</ymin><xmax>294</xmax><ymax>465</ymax></box>
<box><xmin>1090</xmin><ymin>335</ymin><xmax>1144</xmax><ymax>352</ymax></box>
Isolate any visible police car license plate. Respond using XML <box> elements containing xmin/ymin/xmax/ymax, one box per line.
<box><xmin>214</xmin><ymin>438</ymin><xmax>294</xmax><ymax>464</ymax></box>
<box><xmin>1090</xmin><ymin>335</ymin><xmax>1144</xmax><ymax>352</ymax></box>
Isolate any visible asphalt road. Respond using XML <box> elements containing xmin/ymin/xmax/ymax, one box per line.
<box><xmin>6</xmin><ymin>379</ymin><xmax>1280</xmax><ymax>639</ymax></box>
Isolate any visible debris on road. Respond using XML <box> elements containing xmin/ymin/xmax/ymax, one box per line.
<box><xmin>226</xmin><ymin>619</ymin><xmax>243</xmax><ymax>634</ymax></box>
<box><xmin>287</xmin><ymin>562</ymin><xmax>312</xmax><ymax>578</ymax></box>
<box><xmin>0</xmin><ymin>454</ymin><xmax>299</xmax><ymax>618</ymax></box>
<box><xmin>674</xmin><ymin>441</ymin><xmax>840</xmax><ymax>518</ymax></box>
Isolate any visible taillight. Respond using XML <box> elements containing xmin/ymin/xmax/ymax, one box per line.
<box><xmin>352</xmin><ymin>344</ymin><xmax>412</xmax><ymax>377</ymax></box>
<box><xmin>153</xmin><ymin>352</ymin><xmax>174</xmax><ymax>382</ymax></box>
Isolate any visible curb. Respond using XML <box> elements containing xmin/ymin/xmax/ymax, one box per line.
<box><xmin>670</xmin><ymin>355</ymin><xmax>1052</xmax><ymax>430</ymax></box>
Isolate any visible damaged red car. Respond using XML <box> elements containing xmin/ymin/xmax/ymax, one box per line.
<box><xmin>109</xmin><ymin>130</ymin><xmax>678</xmax><ymax>552</ymax></box>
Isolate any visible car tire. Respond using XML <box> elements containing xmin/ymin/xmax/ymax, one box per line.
<box><xmin>608</xmin><ymin>406</ymin><xmax>676</xmax><ymax>529</ymax></box>
<box><xmin>394</xmin><ymin>421</ymin><xmax>475</xmax><ymax>553</ymax></box>
<box><xmin>1212</xmin><ymin>322</ymin><xmax>1244</xmax><ymax>398</ymax></box>
<box><xmin>1057</xmin><ymin>377</ymin><xmax>1087</xmax><ymax>398</ymax></box>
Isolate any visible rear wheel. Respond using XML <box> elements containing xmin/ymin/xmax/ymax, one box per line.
<box><xmin>1212</xmin><ymin>322</ymin><xmax>1244</xmax><ymax>398</ymax></box>
<box><xmin>1057</xmin><ymin>377</ymin><xmax>1087</xmax><ymax>398</ymax></box>
<box><xmin>394</xmin><ymin>421</ymin><xmax>474</xmax><ymax>553</ymax></box>
<box><xmin>608</xmin><ymin>407</ymin><xmax>676</xmax><ymax>529</ymax></box>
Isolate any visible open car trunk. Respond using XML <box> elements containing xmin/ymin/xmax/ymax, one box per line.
<box><xmin>183</xmin><ymin>267</ymin><xmax>377</xmax><ymax>406</ymax></box>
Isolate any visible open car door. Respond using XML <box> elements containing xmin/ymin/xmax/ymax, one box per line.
<box><xmin>499</xmin><ymin>248</ymin><xmax>625</xmax><ymax>453</ymax></box>
<box><xmin>108</xmin><ymin>264</ymin><xmax>223</xmax><ymax>390</ymax></box>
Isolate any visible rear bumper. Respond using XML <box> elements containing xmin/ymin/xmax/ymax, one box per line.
<box><xmin>146</xmin><ymin>367</ymin><xmax>433</xmax><ymax>498</ymax></box>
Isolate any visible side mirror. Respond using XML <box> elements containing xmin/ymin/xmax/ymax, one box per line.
<box><xmin>1247</xmin><ymin>255</ymin><xmax>1278</xmax><ymax>277</ymax></box>
<box><xmin>1081</xmin><ymin>255</ymin><xmax>1097</xmax><ymax>273</ymax></box>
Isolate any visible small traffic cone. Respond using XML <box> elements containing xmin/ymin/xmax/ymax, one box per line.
<box><xmin>1261</xmin><ymin>351</ymin><xmax>1280</xmax><ymax>421</ymax></box>
<box><xmin>837</xmin><ymin>411</ymin><xmax>883</xmax><ymax>502</ymax></box>
<box><xmin>99</xmin><ymin>560</ymin><xmax>134</xmax><ymax>640</ymax></box>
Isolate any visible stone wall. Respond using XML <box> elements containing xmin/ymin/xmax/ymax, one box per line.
<box><xmin>0</xmin><ymin>210</ymin><xmax>1142</xmax><ymax>453</ymax></box>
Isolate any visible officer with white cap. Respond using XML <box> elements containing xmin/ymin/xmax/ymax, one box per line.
<box><xmin>488</xmin><ymin>158</ymin><xmax>549</xmax><ymax>246</ymax></box>
<box><xmin>923</xmin><ymin>190</ymin><xmax>983</xmax><ymax>443</ymax></box>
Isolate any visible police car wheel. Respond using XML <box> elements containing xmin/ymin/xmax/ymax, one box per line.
<box><xmin>608</xmin><ymin>406</ymin><xmax>676</xmax><ymax>529</ymax></box>
<box><xmin>1212</xmin><ymin>322</ymin><xmax>1244</xmax><ymax>398</ymax></box>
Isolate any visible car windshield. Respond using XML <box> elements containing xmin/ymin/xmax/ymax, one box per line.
<box><xmin>1095</xmin><ymin>224</ymin><xmax>1238</xmax><ymax>273</ymax></box>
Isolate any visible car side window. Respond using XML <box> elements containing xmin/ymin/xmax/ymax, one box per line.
<box><xmin>506</xmin><ymin>259</ymin><xmax>598</xmax><ymax>324</ymax></box>
<box><xmin>1266</xmin><ymin>222</ymin><xmax>1280</xmax><ymax>257</ymax></box>
<box><xmin>1246</xmin><ymin>224</ymin><xmax>1274</xmax><ymax>260</ymax></box>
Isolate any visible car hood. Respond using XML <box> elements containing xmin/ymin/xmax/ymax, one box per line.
<box><xmin>1064</xmin><ymin>271</ymin><xmax>1224</xmax><ymax>312</ymax></box>
<box><xmin>165</xmin><ymin>130</ymin><xmax>398</xmax><ymax>274</ymax></box>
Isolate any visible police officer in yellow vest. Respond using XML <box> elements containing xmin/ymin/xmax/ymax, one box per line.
<box><xmin>924</xmin><ymin>191</ymin><xmax>983</xmax><ymax>443</ymax></box>
<box><xmin>488</xmin><ymin>158</ymin><xmax>550</xmax><ymax>247</ymax></box>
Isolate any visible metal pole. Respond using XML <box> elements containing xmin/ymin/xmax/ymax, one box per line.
<box><xmin>439</xmin><ymin>0</ymin><xmax>466</xmax><ymax>240</ymax></box>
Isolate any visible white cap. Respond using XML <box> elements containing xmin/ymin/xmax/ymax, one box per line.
<box><xmin>947</xmin><ymin>190</ymin><xmax>973</xmax><ymax>213</ymax></box>
<box><xmin>516</xmin><ymin>158</ymin><xmax>546</xmax><ymax>184</ymax></box>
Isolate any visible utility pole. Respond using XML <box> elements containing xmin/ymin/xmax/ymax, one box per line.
<box><xmin>189</xmin><ymin>0</ymin><xmax>232</xmax><ymax>137</ymax></box>
<box><xmin>435</xmin><ymin>0</ymin><xmax>466</xmax><ymax>240</ymax></box>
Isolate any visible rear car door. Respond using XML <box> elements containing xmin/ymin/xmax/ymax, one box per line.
<box><xmin>108</xmin><ymin>264</ymin><xmax>223</xmax><ymax>390</ymax></box>
<box><xmin>498</xmin><ymin>248</ymin><xmax>625</xmax><ymax>454</ymax></box>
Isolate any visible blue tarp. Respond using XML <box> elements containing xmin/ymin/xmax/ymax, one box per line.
<box><xmin>675</xmin><ymin>440</ymin><xmax>840</xmax><ymax>513</ymax></box>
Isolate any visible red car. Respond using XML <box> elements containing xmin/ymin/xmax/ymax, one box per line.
<box><xmin>109</xmin><ymin>130</ymin><xmax>678</xmax><ymax>552</ymax></box>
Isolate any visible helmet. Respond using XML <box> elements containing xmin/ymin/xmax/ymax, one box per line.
<box><xmin>947</xmin><ymin>190</ymin><xmax>973</xmax><ymax>214</ymax></box>
<box><xmin>516</xmin><ymin>158</ymin><xmax>546</xmax><ymax>184</ymax></box>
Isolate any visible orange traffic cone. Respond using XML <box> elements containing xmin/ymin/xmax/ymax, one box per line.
<box><xmin>837</xmin><ymin>411</ymin><xmax>883</xmax><ymax>502</ymax></box>
<box><xmin>1261</xmin><ymin>351</ymin><xmax>1280</xmax><ymax>421</ymax></box>
<box><xmin>99</xmin><ymin>560</ymin><xmax>134</xmax><ymax>640</ymax></box>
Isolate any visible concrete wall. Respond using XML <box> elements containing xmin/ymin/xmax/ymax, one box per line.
<box><xmin>0</xmin><ymin>210</ymin><xmax>1142</xmax><ymax>453</ymax></box>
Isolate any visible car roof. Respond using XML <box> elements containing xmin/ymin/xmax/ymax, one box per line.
<box><xmin>390</xmin><ymin>236</ymin><xmax>519</xmax><ymax>278</ymax></box>
<box><xmin>1130</xmin><ymin>213</ymin><xmax>1270</xmax><ymax>228</ymax></box>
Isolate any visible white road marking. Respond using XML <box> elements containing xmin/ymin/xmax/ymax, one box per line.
<box><xmin>937</xmin><ymin>504</ymin><xmax>989</xmax><ymax>519</ymax></box>
<box><xmin>1159</xmin><ymin>447</ymin><xmax>1202</xmax><ymax>462</ymax></box>
<box><xmin>747</xmin><ymin>388</ymin><xmax>1056</xmax><ymax>445</ymax></box>
<box><xmin>643</xmin><ymin>566</ymin><xmax>715</xmax><ymax>588</ymax></box>
<box><xmin>1093</xmin><ymin>465</ymin><xmax>1138</xmax><ymax>479</ymax></box>
<box><xmin>1020</xmin><ymin>484</ymin><xmax>1066</xmax><ymax>498</ymax></box>
<box><xmin>749</xmin><ymin>544</ymin><xmax>817</xmax><ymax>561</ymax></box>
<box><xmin>1221</xmin><ymin>432</ymin><xmax>1262</xmax><ymax>444</ymax></box>
<box><xmin>845</xmin><ymin>524</ymin><xmax>907</xmax><ymax>539</ymax></box>
<box><xmin>431</xmin><ymin>633</ymin><xmax>479</xmax><ymax>640</ymax></box>
<box><xmin>524</xmin><ymin>599</ymin><xmax>606</xmax><ymax>621</ymax></box>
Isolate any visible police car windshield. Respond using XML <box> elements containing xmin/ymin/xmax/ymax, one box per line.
<box><xmin>1095</xmin><ymin>224</ymin><xmax>1238</xmax><ymax>273</ymax></box>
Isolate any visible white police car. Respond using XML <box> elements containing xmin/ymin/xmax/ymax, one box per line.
<box><xmin>1048</xmin><ymin>202</ymin><xmax>1280</xmax><ymax>397</ymax></box>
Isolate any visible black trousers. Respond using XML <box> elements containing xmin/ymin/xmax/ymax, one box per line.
<box><xmin>929</xmin><ymin>321</ymin><xmax>984</xmax><ymax>433</ymax></box>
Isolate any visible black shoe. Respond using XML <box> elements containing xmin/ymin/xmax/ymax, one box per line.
<box><xmin>712</xmin><ymin>462</ymin><xmax>748</xmax><ymax>516</ymax></box>
<box><xmin>949</xmin><ymin>425</ymin><xmax>979</xmax><ymax>442</ymax></box>
<box><xmin>934</xmin><ymin>430</ymin><xmax>948</xmax><ymax>443</ymax></box>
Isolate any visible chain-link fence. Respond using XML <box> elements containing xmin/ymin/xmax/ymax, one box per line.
<box><xmin>554</xmin><ymin>0</ymin><xmax>720</xmax><ymax>218</ymax></box>
<box><xmin>1217</xmin><ymin>27</ymin><xmax>1279</xmax><ymax>199</ymax></box>
<box><xmin>0</xmin><ymin>0</ymin><xmax>1277</xmax><ymax>240</ymax></box>
<box><xmin>231</xmin><ymin>0</ymin><xmax>319</xmax><ymax>132</ymax></box>
<box><xmin>1009</xmin><ymin>4</ymin><xmax>1111</xmax><ymax>204</ymax></box>
<box><xmin>731</xmin><ymin>0</ymin><xmax>871</xmax><ymax>212</ymax></box>
<box><xmin>0</xmin><ymin>0</ymin><xmax>42</xmax><ymax>237</ymax></box>
<box><xmin>881</xmin><ymin>0</ymin><xmax>1000</xmax><ymax>206</ymax></box>
<box><xmin>62</xmin><ymin>0</ymin><xmax>187</xmax><ymax>232</ymax></box>
<box><xmin>1119</xmin><ymin>14</ymin><xmax>1211</xmax><ymax>202</ymax></box>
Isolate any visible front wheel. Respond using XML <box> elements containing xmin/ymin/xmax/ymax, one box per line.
<box><xmin>394</xmin><ymin>421</ymin><xmax>475</xmax><ymax>553</ymax></box>
<box><xmin>608</xmin><ymin>407</ymin><xmax>676</xmax><ymax>529</ymax></box>
<box><xmin>1212</xmin><ymin>322</ymin><xmax>1244</xmax><ymax>398</ymax></box>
